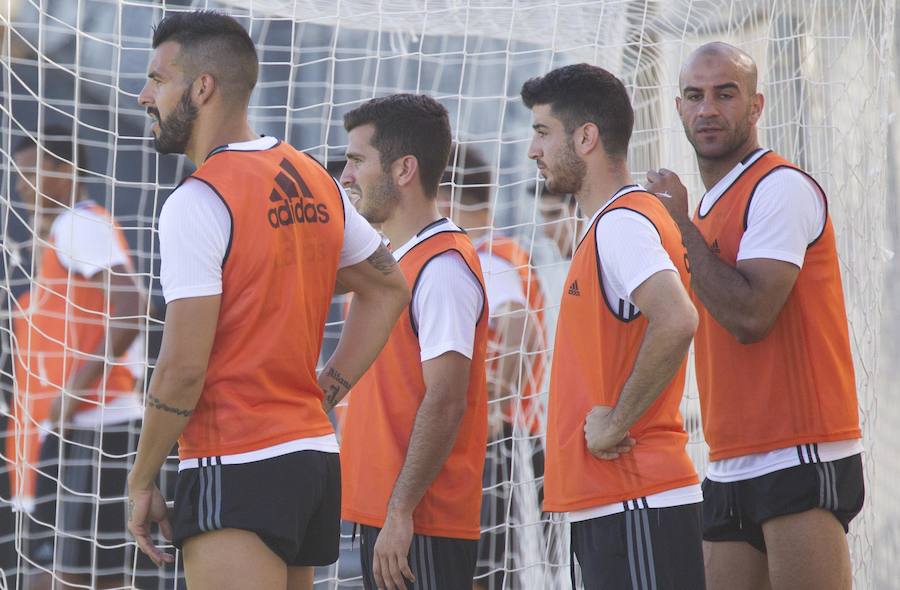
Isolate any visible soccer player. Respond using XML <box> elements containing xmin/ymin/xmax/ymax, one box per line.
<box><xmin>647</xmin><ymin>42</ymin><xmax>863</xmax><ymax>590</ymax></box>
<box><xmin>126</xmin><ymin>12</ymin><xmax>408</xmax><ymax>590</ymax></box>
<box><xmin>437</xmin><ymin>148</ymin><xmax>547</xmax><ymax>590</ymax></box>
<box><xmin>9</xmin><ymin>125</ymin><xmax>144</xmax><ymax>590</ymax></box>
<box><xmin>335</xmin><ymin>94</ymin><xmax>489</xmax><ymax>590</ymax></box>
<box><xmin>522</xmin><ymin>64</ymin><xmax>705</xmax><ymax>589</ymax></box>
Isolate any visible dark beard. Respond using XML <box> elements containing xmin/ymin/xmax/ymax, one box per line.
<box><xmin>358</xmin><ymin>173</ymin><xmax>400</xmax><ymax>224</ymax></box>
<box><xmin>546</xmin><ymin>139</ymin><xmax>586</xmax><ymax>195</ymax></box>
<box><xmin>153</xmin><ymin>86</ymin><xmax>198</xmax><ymax>155</ymax></box>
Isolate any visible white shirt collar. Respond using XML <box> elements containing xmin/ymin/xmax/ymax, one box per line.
<box><xmin>698</xmin><ymin>148</ymin><xmax>770</xmax><ymax>216</ymax></box>
<box><xmin>392</xmin><ymin>218</ymin><xmax>462</xmax><ymax>259</ymax></box>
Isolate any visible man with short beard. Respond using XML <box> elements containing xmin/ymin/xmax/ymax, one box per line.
<box><xmin>522</xmin><ymin>63</ymin><xmax>705</xmax><ymax>589</ymax></box>
<box><xmin>126</xmin><ymin>11</ymin><xmax>409</xmax><ymax>590</ymax></box>
<box><xmin>647</xmin><ymin>42</ymin><xmax>863</xmax><ymax>590</ymax></box>
<box><xmin>334</xmin><ymin>94</ymin><xmax>489</xmax><ymax>590</ymax></box>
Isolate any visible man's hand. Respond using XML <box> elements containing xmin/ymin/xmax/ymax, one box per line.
<box><xmin>127</xmin><ymin>479</ymin><xmax>175</xmax><ymax>567</ymax></box>
<box><xmin>646</xmin><ymin>169</ymin><xmax>690</xmax><ymax>222</ymax></box>
<box><xmin>585</xmin><ymin>405</ymin><xmax>636</xmax><ymax>460</ymax></box>
<box><xmin>373</xmin><ymin>510</ymin><xmax>416</xmax><ymax>590</ymax></box>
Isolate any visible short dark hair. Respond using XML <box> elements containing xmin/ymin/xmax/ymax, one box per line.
<box><xmin>152</xmin><ymin>11</ymin><xmax>258</xmax><ymax>105</ymax></box>
<box><xmin>13</xmin><ymin>124</ymin><xmax>88</xmax><ymax>177</ymax></box>
<box><xmin>343</xmin><ymin>94</ymin><xmax>452</xmax><ymax>196</ymax></box>
<box><xmin>521</xmin><ymin>63</ymin><xmax>633</xmax><ymax>159</ymax></box>
<box><xmin>442</xmin><ymin>146</ymin><xmax>492</xmax><ymax>205</ymax></box>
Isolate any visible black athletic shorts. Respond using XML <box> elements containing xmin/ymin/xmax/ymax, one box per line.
<box><xmin>571</xmin><ymin>503</ymin><xmax>706</xmax><ymax>590</ymax></box>
<box><xmin>702</xmin><ymin>452</ymin><xmax>865</xmax><ymax>553</ymax></box>
<box><xmin>172</xmin><ymin>449</ymin><xmax>340</xmax><ymax>566</ymax></box>
<box><xmin>358</xmin><ymin>524</ymin><xmax>478</xmax><ymax>590</ymax></box>
<box><xmin>29</xmin><ymin>421</ymin><xmax>141</xmax><ymax>577</ymax></box>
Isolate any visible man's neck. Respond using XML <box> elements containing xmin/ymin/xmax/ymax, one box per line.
<box><xmin>697</xmin><ymin>138</ymin><xmax>761</xmax><ymax>191</ymax></box>
<box><xmin>186</xmin><ymin>110</ymin><xmax>258</xmax><ymax>167</ymax></box>
<box><xmin>575</xmin><ymin>163</ymin><xmax>634</xmax><ymax>220</ymax></box>
<box><xmin>382</xmin><ymin>192</ymin><xmax>442</xmax><ymax>251</ymax></box>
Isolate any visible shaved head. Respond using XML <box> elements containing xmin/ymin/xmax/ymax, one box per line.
<box><xmin>680</xmin><ymin>42</ymin><xmax>758</xmax><ymax>94</ymax></box>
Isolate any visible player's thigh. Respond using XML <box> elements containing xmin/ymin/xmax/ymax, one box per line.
<box><xmin>183</xmin><ymin>528</ymin><xmax>287</xmax><ymax>590</ymax></box>
<box><xmin>286</xmin><ymin>565</ymin><xmax>314</xmax><ymax>590</ymax></box>
<box><xmin>703</xmin><ymin>540</ymin><xmax>770</xmax><ymax>590</ymax></box>
<box><xmin>761</xmin><ymin>508</ymin><xmax>851</xmax><ymax>590</ymax></box>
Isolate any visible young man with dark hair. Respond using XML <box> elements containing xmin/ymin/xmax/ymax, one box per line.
<box><xmin>437</xmin><ymin>147</ymin><xmax>547</xmax><ymax>590</ymax></box>
<box><xmin>647</xmin><ymin>42</ymin><xmax>863</xmax><ymax>590</ymax></box>
<box><xmin>522</xmin><ymin>63</ymin><xmax>705</xmax><ymax>589</ymax></box>
<box><xmin>335</xmin><ymin>94</ymin><xmax>489</xmax><ymax>590</ymax></box>
<box><xmin>127</xmin><ymin>11</ymin><xmax>409</xmax><ymax>590</ymax></box>
<box><xmin>9</xmin><ymin>124</ymin><xmax>144</xmax><ymax>590</ymax></box>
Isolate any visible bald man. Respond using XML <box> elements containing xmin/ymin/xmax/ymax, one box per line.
<box><xmin>647</xmin><ymin>42</ymin><xmax>863</xmax><ymax>590</ymax></box>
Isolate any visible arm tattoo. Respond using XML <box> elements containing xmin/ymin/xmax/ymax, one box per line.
<box><xmin>323</xmin><ymin>367</ymin><xmax>353</xmax><ymax>408</ymax></box>
<box><xmin>146</xmin><ymin>393</ymin><xmax>193</xmax><ymax>417</ymax></box>
<box><xmin>365</xmin><ymin>244</ymin><xmax>397</xmax><ymax>276</ymax></box>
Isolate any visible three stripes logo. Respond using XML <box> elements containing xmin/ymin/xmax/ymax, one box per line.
<box><xmin>267</xmin><ymin>158</ymin><xmax>332</xmax><ymax>229</ymax></box>
<box><xmin>568</xmin><ymin>280</ymin><xmax>581</xmax><ymax>296</ymax></box>
<box><xmin>710</xmin><ymin>239</ymin><xmax>721</xmax><ymax>254</ymax></box>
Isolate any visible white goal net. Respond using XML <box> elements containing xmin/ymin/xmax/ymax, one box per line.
<box><xmin>1</xmin><ymin>1</ymin><xmax>894</xmax><ymax>588</ymax></box>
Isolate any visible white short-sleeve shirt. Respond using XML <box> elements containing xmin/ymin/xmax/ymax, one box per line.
<box><xmin>392</xmin><ymin>219</ymin><xmax>485</xmax><ymax>362</ymax></box>
<box><xmin>698</xmin><ymin>149</ymin><xmax>862</xmax><ymax>482</ymax></box>
<box><xmin>51</xmin><ymin>201</ymin><xmax>129</xmax><ymax>278</ymax></box>
<box><xmin>158</xmin><ymin>137</ymin><xmax>382</xmax><ymax>304</ymax></box>
<box><xmin>569</xmin><ymin>185</ymin><xmax>702</xmax><ymax>521</ymax></box>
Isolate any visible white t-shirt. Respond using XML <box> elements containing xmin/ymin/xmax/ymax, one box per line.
<box><xmin>569</xmin><ymin>185</ymin><xmax>702</xmax><ymax>522</ymax></box>
<box><xmin>51</xmin><ymin>201</ymin><xmax>129</xmax><ymax>278</ymax></box>
<box><xmin>472</xmin><ymin>236</ymin><xmax>527</xmax><ymax>327</ymax></box>
<box><xmin>50</xmin><ymin>201</ymin><xmax>143</xmax><ymax>426</ymax></box>
<box><xmin>699</xmin><ymin>149</ymin><xmax>862</xmax><ymax>481</ymax></box>
<box><xmin>158</xmin><ymin>137</ymin><xmax>382</xmax><ymax>304</ymax></box>
<box><xmin>392</xmin><ymin>218</ymin><xmax>485</xmax><ymax>362</ymax></box>
<box><xmin>161</xmin><ymin>137</ymin><xmax>382</xmax><ymax>468</ymax></box>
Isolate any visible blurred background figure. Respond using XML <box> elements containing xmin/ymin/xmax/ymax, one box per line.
<box><xmin>439</xmin><ymin>147</ymin><xmax>548</xmax><ymax>590</ymax></box>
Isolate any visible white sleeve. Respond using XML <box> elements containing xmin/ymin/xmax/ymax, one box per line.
<box><xmin>412</xmin><ymin>251</ymin><xmax>485</xmax><ymax>362</ymax></box>
<box><xmin>158</xmin><ymin>179</ymin><xmax>231</xmax><ymax>303</ymax></box>
<box><xmin>736</xmin><ymin>168</ymin><xmax>826</xmax><ymax>268</ymax></box>
<box><xmin>338</xmin><ymin>184</ymin><xmax>382</xmax><ymax>268</ymax></box>
<box><xmin>52</xmin><ymin>209</ymin><xmax>129</xmax><ymax>278</ymax></box>
<box><xmin>479</xmin><ymin>253</ymin><xmax>526</xmax><ymax>316</ymax></box>
<box><xmin>596</xmin><ymin>210</ymin><xmax>677</xmax><ymax>303</ymax></box>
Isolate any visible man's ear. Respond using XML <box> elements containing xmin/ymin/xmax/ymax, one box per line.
<box><xmin>574</xmin><ymin>122</ymin><xmax>601</xmax><ymax>156</ymax></box>
<box><xmin>393</xmin><ymin>155</ymin><xmax>419</xmax><ymax>189</ymax></box>
<box><xmin>193</xmin><ymin>73</ymin><xmax>217</xmax><ymax>107</ymax></box>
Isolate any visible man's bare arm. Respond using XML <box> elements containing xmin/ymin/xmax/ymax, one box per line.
<box><xmin>319</xmin><ymin>244</ymin><xmax>410</xmax><ymax>411</ymax></box>
<box><xmin>647</xmin><ymin>168</ymin><xmax>799</xmax><ymax>344</ymax></box>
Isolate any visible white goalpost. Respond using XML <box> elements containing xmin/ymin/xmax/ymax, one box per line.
<box><xmin>0</xmin><ymin>1</ymin><xmax>894</xmax><ymax>588</ymax></box>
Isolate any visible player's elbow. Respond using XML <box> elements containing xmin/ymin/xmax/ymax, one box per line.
<box><xmin>656</xmin><ymin>300</ymin><xmax>698</xmax><ymax>347</ymax></box>
<box><xmin>733</xmin><ymin>318</ymin><xmax>773</xmax><ymax>345</ymax></box>
<box><xmin>155</xmin><ymin>359</ymin><xmax>208</xmax><ymax>392</ymax></box>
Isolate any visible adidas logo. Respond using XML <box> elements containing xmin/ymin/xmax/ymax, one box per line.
<box><xmin>710</xmin><ymin>239</ymin><xmax>720</xmax><ymax>254</ymax></box>
<box><xmin>568</xmin><ymin>280</ymin><xmax>581</xmax><ymax>296</ymax></box>
<box><xmin>267</xmin><ymin>158</ymin><xmax>332</xmax><ymax>229</ymax></box>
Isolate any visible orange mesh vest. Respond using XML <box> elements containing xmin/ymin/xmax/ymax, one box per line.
<box><xmin>8</xmin><ymin>202</ymin><xmax>135</xmax><ymax>497</ymax></box>
<box><xmin>477</xmin><ymin>237</ymin><xmax>547</xmax><ymax>434</ymax></box>
<box><xmin>544</xmin><ymin>190</ymin><xmax>698</xmax><ymax>512</ymax></box>
<box><xmin>178</xmin><ymin>141</ymin><xmax>344</xmax><ymax>460</ymax></box>
<box><xmin>341</xmin><ymin>228</ymin><xmax>489</xmax><ymax>540</ymax></box>
<box><xmin>693</xmin><ymin>151</ymin><xmax>860</xmax><ymax>461</ymax></box>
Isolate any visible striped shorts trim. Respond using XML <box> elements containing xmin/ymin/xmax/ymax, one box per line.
<box><xmin>358</xmin><ymin>524</ymin><xmax>477</xmax><ymax>590</ymax></box>
<box><xmin>196</xmin><ymin>456</ymin><xmax>223</xmax><ymax>533</ymax></box>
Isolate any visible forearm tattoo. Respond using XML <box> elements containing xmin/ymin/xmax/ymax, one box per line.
<box><xmin>146</xmin><ymin>393</ymin><xmax>193</xmax><ymax>417</ymax></box>
<box><xmin>366</xmin><ymin>244</ymin><xmax>397</xmax><ymax>276</ymax></box>
<box><xmin>324</xmin><ymin>367</ymin><xmax>353</xmax><ymax>408</ymax></box>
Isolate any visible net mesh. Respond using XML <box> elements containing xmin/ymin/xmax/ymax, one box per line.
<box><xmin>0</xmin><ymin>1</ymin><xmax>894</xmax><ymax>588</ymax></box>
